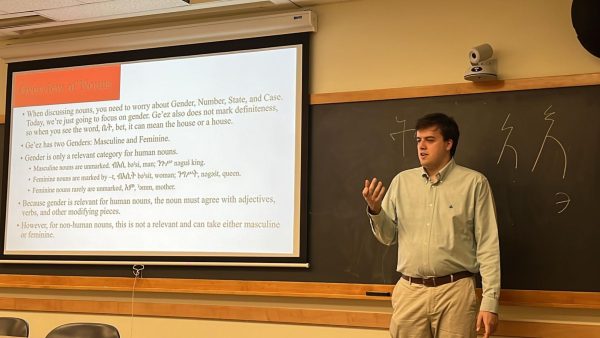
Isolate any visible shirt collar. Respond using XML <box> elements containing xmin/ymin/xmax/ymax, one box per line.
<box><xmin>421</xmin><ymin>158</ymin><xmax>456</xmax><ymax>184</ymax></box>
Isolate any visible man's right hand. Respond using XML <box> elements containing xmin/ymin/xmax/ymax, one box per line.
<box><xmin>362</xmin><ymin>178</ymin><xmax>385</xmax><ymax>215</ymax></box>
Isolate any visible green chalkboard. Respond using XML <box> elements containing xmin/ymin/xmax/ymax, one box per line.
<box><xmin>308</xmin><ymin>84</ymin><xmax>600</xmax><ymax>291</ymax></box>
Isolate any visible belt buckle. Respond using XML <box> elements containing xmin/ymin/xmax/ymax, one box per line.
<box><xmin>423</xmin><ymin>277</ymin><xmax>435</xmax><ymax>287</ymax></box>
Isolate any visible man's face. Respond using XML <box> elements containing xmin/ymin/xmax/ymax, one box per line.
<box><xmin>416</xmin><ymin>126</ymin><xmax>453</xmax><ymax>171</ymax></box>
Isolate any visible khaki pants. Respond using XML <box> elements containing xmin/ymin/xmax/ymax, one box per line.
<box><xmin>389</xmin><ymin>276</ymin><xmax>477</xmax><ymax>338</ymax></box>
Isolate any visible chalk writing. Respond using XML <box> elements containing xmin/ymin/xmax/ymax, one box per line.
<box><xmin>497</xmin><ymin>113</ymin><xmax>518</xmax><ymax>168</ymax></box>
<box><xmin>554</xmin><ymin>192</ymin><xmax>570</xmax><ymax>214</ymax></box>
<box><xmin>531</xmin><ymin>105</ymin><xmax>568</xmax><ymax>179</ymax></box>
<box><xmin>390</xmin><ymin>118</ymin><xmax>416</xmax><ymax>157</ymax></box>
<box><xmin>493</xmin><ymin>107</ymin><xmax>572</xmax><ymax>213</ymax></box>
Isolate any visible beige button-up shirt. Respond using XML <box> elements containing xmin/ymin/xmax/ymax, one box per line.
<box><xmin>369</xmin><ymin>159</ymin><xmax>501</xmax><ymax>313</ymax></box>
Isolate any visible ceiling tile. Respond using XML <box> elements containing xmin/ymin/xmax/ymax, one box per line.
<box><xmin>0</xmin><ymin>0</ymin><xmax>82</xmax><ymax>14</ymax></box>
<box><xmin>37</xmin><ymin>0</ymin><xmax>188</xmax><ymax>21</ymax></box>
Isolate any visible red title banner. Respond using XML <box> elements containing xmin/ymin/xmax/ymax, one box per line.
<box><xmin>12</xmin><ymin>64</ymin><xmax>121</xmax><ymax>108</ymax></box>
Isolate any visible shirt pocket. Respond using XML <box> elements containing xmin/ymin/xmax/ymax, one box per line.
<box><xmin>439</xmin><ymin>191</ymin><xmax>474</xmax><ymax>240</ymax></box>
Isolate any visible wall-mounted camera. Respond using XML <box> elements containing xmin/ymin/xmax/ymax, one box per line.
<box><xmin>464</xmin><ymin>43</ymin><xmax>497</xmax><ymax>82</ymax></box>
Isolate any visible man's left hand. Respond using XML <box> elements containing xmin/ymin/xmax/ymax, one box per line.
<box><xmin>476</xmin><ymin>311</ymin><xmax>498</xmax><ymax>338</ymax></box>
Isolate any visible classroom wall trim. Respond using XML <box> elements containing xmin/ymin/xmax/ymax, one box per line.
<box><xmin>0</xmin><ymin>292</ymin><xmax>598</xmax><ymax>337</ymax></box>
<box><xmin>310</xmin><ymin>73</ymin><xmax>600</xmax><ymax>104</ymax></box>
<box><xmin>0</xmin><ymin>275</ymin><xmax>598</xmax><ymax>309</ymax></box>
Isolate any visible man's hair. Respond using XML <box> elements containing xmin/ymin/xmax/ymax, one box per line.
<box><xmin>415</xmin><ymin>113</ymin><xmax>460</xmax><ymax>157</ymax></box>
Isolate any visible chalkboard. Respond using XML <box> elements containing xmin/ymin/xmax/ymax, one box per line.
<box><xmin>308</xmin><ymin>84</ymin><xmax>600</xmax><ymax>291</ymax></box>
<box><xmin>1</xmin><ymin>84</ymin><xmax>599</xmax><ymax>293</ymax></box>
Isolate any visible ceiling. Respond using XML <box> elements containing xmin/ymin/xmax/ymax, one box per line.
<box><xmin>0</xmin><ymin>0</ymin><xmax>345</xmax><ymax>38</ymax></box>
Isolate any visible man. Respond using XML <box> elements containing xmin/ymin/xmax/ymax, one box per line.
<box><xmin>362</xmin><ymin>113</ymin><xmax>500</xmax><ymax>338</ymax></box>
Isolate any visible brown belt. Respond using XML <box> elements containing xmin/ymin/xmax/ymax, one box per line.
<box><xmin>401</xmin><ymin>271</ymin><xmax>473</xmax><ymax>287</ymax></box>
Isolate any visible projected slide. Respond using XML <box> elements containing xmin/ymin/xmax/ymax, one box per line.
<box><xmin>5</xmin><ymin>46</ymin><xmax>302</xmax><ymax>258</ymax></box>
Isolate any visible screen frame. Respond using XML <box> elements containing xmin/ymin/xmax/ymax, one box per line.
<box><xmin>0</xmin><ymin>33</ymin><xmax>310</xmax><ymax>267</ymax></box>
